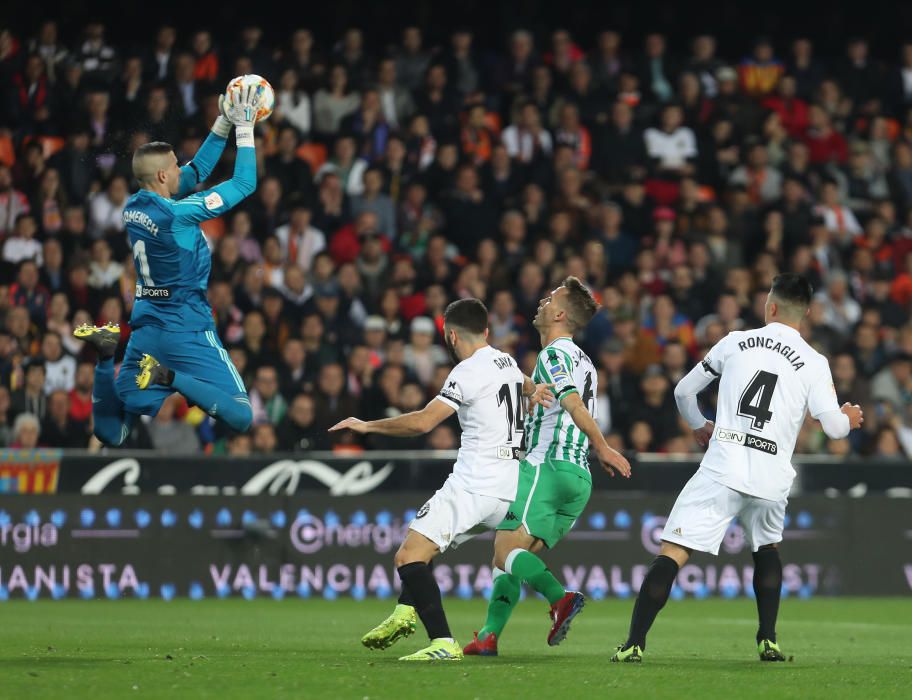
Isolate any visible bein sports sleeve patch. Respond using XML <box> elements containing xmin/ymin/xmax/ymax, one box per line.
<box><xmin>204</xmin><ymin>192</ymin><xmax>224</xmax><ymax>210</ymax></box>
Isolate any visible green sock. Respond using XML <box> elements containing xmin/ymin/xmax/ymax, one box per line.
<box><xmin>508</xmin><ymin>550</ymin><xmax>565</xmax><ymax>605</ymax></box>
<box><xmin>479</xmin><ymin>570</ymin><xmax>521</xmax><ymax>639</ymax></box>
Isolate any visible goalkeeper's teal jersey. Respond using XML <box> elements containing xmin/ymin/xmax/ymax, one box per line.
<box><xmin>524</xmin><ymin>337</ymin><xmax>598</xmax><ymax>471</ymax></box>
<box><xmin>122</xmin><ymin>133</ymin><xmax>256</xmax><ymax>331</ymax></box>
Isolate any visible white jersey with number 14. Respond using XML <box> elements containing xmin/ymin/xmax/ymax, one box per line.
<box><xmin>434</xmin><ymin>345</ymin><xmax>525</xmax><ymax>500</ymax></box>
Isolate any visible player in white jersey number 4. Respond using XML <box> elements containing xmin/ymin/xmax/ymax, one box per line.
<box><xmin>330</xmin><ymin>298</ymin><xmax>552</xmax><ymax>662</ymax></box>
<box><xmin>612</xmin><ymin>274</ymin><xmax>863</xmax><ymax>664</ymax></box>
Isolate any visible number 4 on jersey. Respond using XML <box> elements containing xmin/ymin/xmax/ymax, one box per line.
<box><xmin>738</xmin><ymin>370</ymin><xmax>778</xmax><ymax>431</ymax></box>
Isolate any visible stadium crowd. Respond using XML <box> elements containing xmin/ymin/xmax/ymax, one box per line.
<box><xmin>2</xmin><ymin>21</ymin><xmax>912</xmax><ymax>458</ymax></box>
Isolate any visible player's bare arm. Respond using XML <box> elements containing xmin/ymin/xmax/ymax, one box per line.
<box><xmin>329</xmin><ymin>398</ymin><xmax>455</xmax><ymax>436</ymax></box>
<box><xmin>560</xmin><ymin>391</ymin><xmax>631</xmax><ymax>478</ymax></box>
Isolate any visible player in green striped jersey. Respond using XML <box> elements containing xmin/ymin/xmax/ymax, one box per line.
<box><xmin>464</xmin><ymin>277</ymin><xmax>632</xmax><ymax>655</ymax></box>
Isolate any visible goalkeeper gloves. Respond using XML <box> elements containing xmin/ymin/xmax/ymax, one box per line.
<box><xmin>223</xmin><ymin>85</ymin><xmax>258</xmax><ymax>147</ymax></box>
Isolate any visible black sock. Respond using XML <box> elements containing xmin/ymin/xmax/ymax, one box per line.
<box><xmin>753</xmin><ymin>547</ymin><xmax>782</xmax><ymax>643</ymax></box>
<box><xmin>397</xmin><ymin>562</ymin><xmax>450</xmax><ymax>640</ymax></box>
<box><xmin>626</xmin><ymin>555</ymin><xmax>679</xmax><ymax>650</ymax></box>
<box><xmin>397</xmin><ymin>560</ymin><xmax>432</xmax><ymax>606</ymax></box>
<box><xmin>160</xmin><ymin>368</ymin><xmax>175</xmax><ymax>386</ymax></box>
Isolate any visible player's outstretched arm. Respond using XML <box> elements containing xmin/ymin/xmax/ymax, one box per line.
<box><xmin>176</xmin><ymin>100</ymin><xmax>233</xmax><ymax>198</ymax></box>
<box><xmin>329</xmin><ymin>398</ymin><xmax>455</xmax><ymax>437</ymax></box>
<box><xmin>171</xmin><ymin>89</ymin><xmax>259</xmax><ymax>228</ymax></box>
<box><xmin>560</xmin><ymin>391</ymin><xmax>631</xmax><ymax>478</ymax></box>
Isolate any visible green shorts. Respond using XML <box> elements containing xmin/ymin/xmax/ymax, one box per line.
<box><xmin>497</xmin><ymin>458</ymin><xmax>593</xmax><ymax>548</ymax></box>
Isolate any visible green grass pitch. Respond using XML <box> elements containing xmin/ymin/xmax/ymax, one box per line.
<box><xmin>2</xmin><ymin>598</ymin><xmax>910</xmax><ymax>699</ymax></box>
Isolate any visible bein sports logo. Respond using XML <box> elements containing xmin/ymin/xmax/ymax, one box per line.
<box><xmin>289</xmin><ymin>512</ymin><xmax>406</xmax><ymax>555</ymax></box>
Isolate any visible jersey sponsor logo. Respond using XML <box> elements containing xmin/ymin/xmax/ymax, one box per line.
<box><xmin>122</xmin><ymin>209</ymin><xmax>159</xmax><ymax>236</ymax></box>
<box><xmin>415</xmin><ymin>502</ymin><xmax>430</xmax><ymax>519</ymax></box>
<box><xmin>496</xmin><ymin>446</ymin><xmax>520</xmax><ymax>460</ymax></box>
<box><xmin>135</xmin><ymin>284</ymin><xmax>172</xmax><ymax>299</ymax></box>
<box><xmin>548</xmin><ymin>363</ymin><xmax>569</xmax><ymax>383</ymax></box>
<box><xmin>504</xmin><ymin>511</ymin><xmax>519</xmax><ymax>521</ymax></box>
<box><xmin>716</xmin><ymin>427</ymin><xmax>779</xmax><ymax>455</ymax></box>
<box><xmin>745</xmin><ymin>434</ymin><xmax>778</xmax><ymax>455</ymax></box>
<box><xmin>736</xmin><ymin>336</ymin><xmax>805</xmax><ymax>371</ymax></box>
<box><xmin>672</xmin><ymin>527</ymin><xmax>683</xmax><ymax>535</ymax></box>
<box><xmin>439</xmin><ymin>380</ymin><xmax>463</xmax><ymax>405</ymax></box>
<box><xmin>716</xmin><ymin>427</ymin><xmax>746</xmax><ymax>445</ymax></box>
<box><xmin>438</xmin><ymin>389</ymin><xmax>462</xmax><ymax>405</ymax></box>
<box><xmin>204</xmin><ymin>192</ymin><xmax>224</xmax><ymax>210</ymax></box>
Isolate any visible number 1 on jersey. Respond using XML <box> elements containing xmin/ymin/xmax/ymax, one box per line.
<box><xmin>497</xmin><ymin>382</ymin><xmax>524</xmax><ymax>443</ymax></box>
<box><xmin>133</xmin><ymin>240</ymin><xmax>155</xmax><ymax>286</ymax></box>
<box><xmin>738</xmin><ymin>370</ymin><xmax>778</xmax><ymax>430</ymax></box>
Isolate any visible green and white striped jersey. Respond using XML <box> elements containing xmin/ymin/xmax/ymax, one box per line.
<box><xmin>524</xmin><ymin>337</ymin><xmax>597</xmax><ymax>471</ymax></box>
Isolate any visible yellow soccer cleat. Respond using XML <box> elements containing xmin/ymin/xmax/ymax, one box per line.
<box><xmin>361</xmin><ymin>604</ymin><xmax>417</xmax><ymax>650</ymax></box>
<box><xmin>398</xmin><ymin>638</ymin><xmax>463</xmax><ymax>662</ymax></box>
<box><xmin>758</xmin><ymin>639</ymin><xmax>786</xmax><ymax>662</ymax></box>
<box><xmin>73</xmin><ymin>323</ymin><xmax>120</xmax><ymax>357</ymax></box>
<box><xmin>136</xmin><ymin>354</ymin><xmax>163</xmax><ymax>390</ymax></box>
<box><xmin>611</xmin><ymin>643</ymin><xmax>643</xmax><ymax>663</ymax></box>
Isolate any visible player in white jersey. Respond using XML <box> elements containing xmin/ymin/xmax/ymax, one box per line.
<box><xmin>612</xmin><ymin>274</ymin><xmax>863</xmax><ymax>664</ymax></box>
<box><xmin>330</xmin><ymin>298</ymin><xmax>549</xmax><ymax>662</ymax></box>
<box><xmin>464</xmin><ymin>277</ymin><xmax>632</xmax><ymax>656</ymax></box>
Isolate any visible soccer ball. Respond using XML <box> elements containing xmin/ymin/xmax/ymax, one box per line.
<box><xmin>225</xmin><ymin>74</ymin><xmax>274</xmax><ymax>123</ymax></box>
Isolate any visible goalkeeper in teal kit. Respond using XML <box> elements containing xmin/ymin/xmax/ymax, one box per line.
<box><xmin>75</xmin><ymin>87</ymin><xmax>261</xmax><ymax>444</ymax></box>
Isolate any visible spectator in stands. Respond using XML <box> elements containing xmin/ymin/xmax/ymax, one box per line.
<box><xmin>275</xmin><ymin>198</ymin><xmax>325</xmax><ymax>271</ymax></box>
<box><xmin>351</xmin><ymin>167</ymin><xmax>396</xmax><ymax>239</ymax></box>
<box><xmin>729</xmin><ymin>141</ymin><xmax>783</xmax><ymax>204</ymax></box>
<box><xmin>11</xmin><ymin>357</ymin><xmax>47</xmax><ymax>421</ymax></box>
<box><xmin>738</xmin><ymin>37</ymin><xmax>783</xmax><ymax>97</ymax></box>
<box><xmin>10</xmin><ymin>412</ymin><xmax>41</xmax><ymax>448</ymax></box>
<box><xmin>3</xmin><ymin>213</ymin><xmax>42</xmax><ymax>265</ymax></box>
<box><xmin>392</xmin><ymin>26</ymin><xmax>429</xmax><ymax>92</ymax></box>
<box><xmin>249</xmin><ymin>365</ymin><xmax>288</xmax><ymax>425</ymax></box>
<box><xmin>75</xmin><ymin>22</ymin><xmax>117</xmax><ymax>87</ymax></box>
<box><xmin>313</xmin><ymin>64</ymin><xmax>360</xmax><ymax>137</ymax></box>
<box><xmin>144</xmin><ymin>24</ymin><xmax>176</xmax><ymax>81</ymax></box>
<box><xmin>276</xmin><ymin>393</ymin><xmax>325</xmax><ymax>451</ymax></box>
<box><xmin>40</xmin><ymin>331</ymin><xmax>74</xmax><ymax>392</ymax></box>
<box><xmin>871</xmin><ymin>354</ymin><xmax>912</xmax><ymax>413</ymax></box>
<box><xmin>314</xmin><ymin>362</ymin><xmax>357</xmax><ymax>438</ymax></box>
<box><xmin>502</xmin><ymin>101</ymin><xmax>553</xmax><ymax>165</ymax></box>
<box><xmin>638</xmin><ymin>32</ymin><xmax>676</xmax><ymax>104</ymax></box>
<box><xmin>274</xmin><ymin>68</ymin><xmax>312</xmax><ymax>137</ymax></box>
<box><xmin>41</xmin><ymin>389</ymin><xmax>87</xmax><ymax>448</ymax></box>
<box><xmin>644</xmin><ymin>103</ymin><xmax>697</xmax><ymax>177</ymax></box>
<box><xmin>0</xmin><ymin>164</ymin><xmax>30</xmax><ymax>238</ymax></box>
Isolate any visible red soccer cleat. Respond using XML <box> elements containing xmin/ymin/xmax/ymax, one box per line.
<box><xmin>463</xmin><ymin>631</ymin><xmax>498</xmax><ymax>656</ymax></box>
<box><xmin>547</xmin><ymin>591</ymin><xmax>586</xmax><ymax>646</ymax></box>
